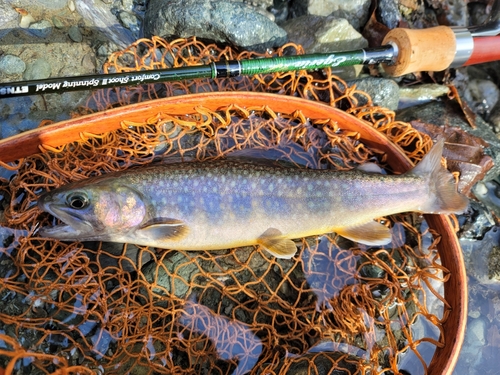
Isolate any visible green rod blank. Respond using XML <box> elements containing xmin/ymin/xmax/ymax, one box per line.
<box><xmin>0</xmin><ymin>46</ymin><xmax>394</xmax><ymax>99</ymax></box>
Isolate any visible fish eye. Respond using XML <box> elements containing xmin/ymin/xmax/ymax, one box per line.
<box><xmin>66</xmin><ymin>193</ymin><xmax>89</xmax><ymax>209</ymax></box>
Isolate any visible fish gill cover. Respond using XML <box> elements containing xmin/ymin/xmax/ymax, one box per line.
<box><xmin>0</xmin><ymin>37</ymin><xmax>459</xmax><ymax>375</ymax></box>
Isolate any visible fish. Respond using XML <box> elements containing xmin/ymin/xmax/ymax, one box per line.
<box><xmin>37</xmin><ymin>140</ymin><xmax>468</xmax><ymax>258</ymax></box>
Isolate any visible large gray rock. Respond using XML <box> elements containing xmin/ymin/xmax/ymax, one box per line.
<box><xmin>144</xmin><ymin>0</ymin><xmax>288</xmax><ymax>51</ymax></box>
<box><xmin>282</xmin><ymin>15</ymin><xmax>367</xmax><ymax>54</ymax></box>
<box><xmin>289</xmin><ymin>0</ymin><xmax>371</xmax><ymax>30</ymax></box>
<box><xmin>349</xmin><ymin>78</ymin><xmax>400</xmax><ymax>111</ymax></box>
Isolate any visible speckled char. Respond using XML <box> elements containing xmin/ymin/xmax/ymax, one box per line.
<box><xmin>37</xmin><ymin>141</ymin><xmax>468</xmax><ymax>258</ymax></box>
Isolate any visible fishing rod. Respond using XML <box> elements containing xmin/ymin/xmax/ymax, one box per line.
<box><xmin>1</xmin><ymin>10</ymin><xmax>499</xmax><ymax>99</ymax></box>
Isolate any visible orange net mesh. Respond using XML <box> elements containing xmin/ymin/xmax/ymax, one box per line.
<box><xmin>0</xmin><ymin>38</ymin><xmax>453</xmax><ymax>375</ymax></box>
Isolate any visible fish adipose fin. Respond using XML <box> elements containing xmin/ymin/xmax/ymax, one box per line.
<box><xmin>138</xmin><ymin>218</ymin><xmax>189</xmax><ymax>241</ymax></box>
<box><xmin>334</xmin><ymin>221</ymin><xmax>392</xmax><ymax>246</ymax></box>
<box><xmin>257</xmin><ymin>228</ymin><xmax>297</xmax><ymax>259</ymax></box>
<box><xmin>410</xmin><ymin>139</ymin><xmax>468</xmax><ymax>214</ymax></box>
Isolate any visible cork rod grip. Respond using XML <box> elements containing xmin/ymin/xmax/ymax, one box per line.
<box><xmin>382</xmin><ymin>26</ymin><xmax>457</xmax><ymax>77</ymax></box>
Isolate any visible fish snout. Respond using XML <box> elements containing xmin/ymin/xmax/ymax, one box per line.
<box><xmin>37</xmin><ymin>192</ymin><xmax>52</xmax><ymax>212</ymax></box>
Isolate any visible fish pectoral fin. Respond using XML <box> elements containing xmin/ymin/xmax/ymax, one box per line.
<box><xmin>138</xmin><ymin>218</ymin><xmax>189</xmax><ymax>241</ymax></box>
<box><xmin>334</xmin><ymin>221</ymin><xmax>391</xmax><ymax>246</ymax></box>
<box><xmin>257</xmin><ymin>228</ymin><xmax>297</xmax><ymax>259</ymax></box>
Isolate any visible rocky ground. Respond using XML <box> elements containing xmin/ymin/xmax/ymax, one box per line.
<box><xmin>0</xmin><ymin>0</ymin><xmax>500</xmax><ymax>374</ymax></box>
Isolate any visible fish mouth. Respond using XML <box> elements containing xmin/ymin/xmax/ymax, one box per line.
<box><xmin>37</xmin><ymin>195</ymin><xmax>95</xmax><ymax>240</ymax></box>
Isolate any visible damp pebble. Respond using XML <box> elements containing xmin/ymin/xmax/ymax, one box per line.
<box><xmin>81</xmin><ymin>53</ymin><xmax>96</xmax><ymax>71</ymax></box>
<box><xmin>68</xmin><ymin>0</ymin><xmax>76</xmax><ymax>12</ymax></box>
<box><xmin>96</xmin><ymin>44</ymin><xmax>109</xmax><ymax>58</ymax></box>
<box><xmin>0</xmin><ymin>55</ymin><xmax>26</xmax><ymax>75</ymax></box>
<box><xmin>68</xmin><ymin>25</ymin><xmax>83</xmax><ymax>42</ymax></box>
<box><xmin>52</xmin><ymin>16</ymin><xmax>64</xmax><ymax>29</ymax></box>
<box><xmin>19</xmin><ymin>13</ymin><xmax>35</xmax><ymax>28</ymax></box>
<box><xmin>118</xmin><ymin>10</ymin><xmax>139</xmax><ymax>34</ymax></box>
<box><xmin>23</xmin><ymin>58</ymin><xmax>51</xmax><ymax>80</ymax></box>
<box><xmin>121</xmin><ymin>0</ymin><xmax>135</xmax><ymax>10</ymax></box>
<box><xmin>28</xmin><ymin>20</ymin><xmax>53</xmax><ymax>38</ymax></box>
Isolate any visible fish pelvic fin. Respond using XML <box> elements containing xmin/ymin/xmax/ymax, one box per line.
<box><xmin>257</xmin><ymin>228</ymin><xmax>297</xmax><ymax>259</ymax></box>
<box><xmin>334</xmin><ymin>221</ymin><xmax>392</xmax><ymax>246</ymax></box>
<box><xmin>410</xmin><ymin>139</ymin><xmax>468</xmax><ymax>214</ymax></box>
<box><xmin>138</xmin><ymin>218</ymin><xmax>189</xmax><ymax>241</ymax></box>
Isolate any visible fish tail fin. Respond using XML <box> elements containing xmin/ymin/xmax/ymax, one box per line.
<box><xmin>410</xmin><ymin>139</ymin><xmax>468</xmax><ymax>214</ymax></box>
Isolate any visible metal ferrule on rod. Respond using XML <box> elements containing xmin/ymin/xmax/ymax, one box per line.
<box><xmin>450</xmin><ymin>27</ymin><xmax>474</xmax><ymax>68</ymax></box>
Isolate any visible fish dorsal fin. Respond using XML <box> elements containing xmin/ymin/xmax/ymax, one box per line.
<box><xmin>257</xmin><ymin>228</ymin><xmax>297</xmax><ymax>259</ymax></box>
<box><xmin>410</xmin><ymin>138</ymin><xmax>444</xmax><ymax>177</ymax></box>
<box><xmin>138</xmin><ymin>218</ymin><xmax>189</xmax><ymax>241</ymax></box>
<box><xmin>334</xmin><ymin>221</ymin><xmax>391</xmax><ymax>246</ymax></box>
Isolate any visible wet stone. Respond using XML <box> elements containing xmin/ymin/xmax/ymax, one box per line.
<box><xmin>144</xmin><ymin>0</ymin><xmax>287</xmax><ymax>51</ymax></box>
<box><xmin>282</xmin><ymin>15</ymin><xmax>368</xmax><ymax>53</ymax></box>
<box><xmin>289</xmin><ymin>0</ymin><xmax>371</xmax><ymax>30</ymax></box>
<box><xmin>27</xmin><ymin>20</ymin><xmax>53</xmax><ymax>39</ymax></box>
<box><xmin>348</xmin><ymin>78</ymin><xmax>400</xmax><ymax>111</ymax></box>
<box><xmin>0</xmin><ymin>55</ymin><xmax>26</xmax><ymax>75</ymax></box>
<box><xmin>118</xmin><ymin>10</ymin><xmax>137</xmax><ymax>29</ymax></box>
<box><xmin>398</xmin><ymin>84</ymin><xmax>450</xmax><ymax>109</ymax></box>
<box><xmin>52</xmin><ymin>16</ymin><xmax>65</xmax><ymax>29</ymax></box>
<box><xmin>118</xmin><ymin>10</ymin><xmax>140</xmax><ymax>37</ymax></box>
<box><xmin>468</xmin><ymin>79</ymin><xmax>500</xmax><ymax>117</ymax></box>
<box><xmin>81</xmin><ymin>52</ymin><xmax>96</xmax><ymax>71</ymax></box>
<box><xmin>68</xmin><ymin>25</ymin><xmax>83</xmax><ymax>42</ymax></box>
<box><xmin>376</xmin><ymin>0</ymin><xmax>401</xmax><ymax>29</ymax></box>
<box><xmin>487</xmin><ymin>245</ymin><xmax>500</xmax><ymax>281</ymax></box>
<box><xmin>23</xmin><ymin>58</ymin><xmax>52</xmax><ymax>80</ymax></box>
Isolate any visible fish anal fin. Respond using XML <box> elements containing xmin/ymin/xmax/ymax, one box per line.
<box><xmin>257</xmin><ymin>228</ymin><xmax>297</xmax><ymax>259</ymax></box>
<box><xmin>334</xmin><ymin>221</ymin><xmax>391</xmax><ymax>246</ymax></box>
<box><xmin>138</xmin><ymin>218</ymin><xmax>189</xmax><ymax>241</ymax></box>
